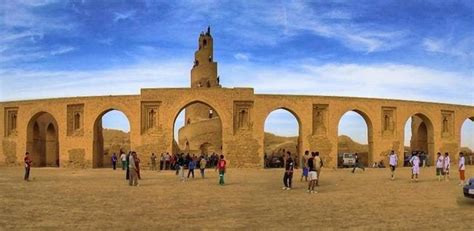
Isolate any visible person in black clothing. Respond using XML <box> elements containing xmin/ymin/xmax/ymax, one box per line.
<box><xmin>125</xmin><ymin>151</ymin><xmax>131</xmax><ymax>180</ymax></box>
<box><xmin>352</xmin><ymin>153</ymin><xmax>365</xmax><ymax>173</ymax></box>
<box><xmin>307</xmin><ymin>152</ymin><xmax>318</xmax><ymax>193</ymax></box>
<box><xmin>282</xmin><ymin>151</ymin><xmax>294</xmax><ymax>190</ymax></box>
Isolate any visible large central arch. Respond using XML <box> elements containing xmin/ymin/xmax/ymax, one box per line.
<box><xmin>26</xmin><ymin>112</ymin><xmax>59</xmax><ymax>167</ymax></box>
<box><xmin>403</xmin><ymin>113</ymin><xmax>435</xmax><ymax>165</ymax></box>
<box><xmin>92</xmin><ymin>109</ymin><xmax>131</xmax><ymax>168</ymax></box>
<box><xmin>336</xmin><ymin>109</ymin><xmax>374</xmax><ymax>167</ymax></box>
<box><xmin>262</xmin><ymin>107</ymin><xmax>302</xmax><ymax>168</ymax></box>
<box><xmin>171</xmin><ymin>100</ymin><xmax>223</xmax><ymax>155</ymax></box>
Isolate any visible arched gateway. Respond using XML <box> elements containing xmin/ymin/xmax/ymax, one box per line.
<box><xmin>1</xmin><ymin>28</ymin><xmax>473</xmax><ymax>168</ymax></box>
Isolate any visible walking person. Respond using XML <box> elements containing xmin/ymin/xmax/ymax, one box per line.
<box><xmin>111</xmin><ymin>153</ymin><xmax>117</xmax><ymax>170</ymax></box>
<box><xmin>128</xmin><ymin>152</ymin><xmax>139</xmax><ymax>186</ymax></box>
<box><xmin>150</xmin><ymin>153</ymin><xmax>157</xmax><ymax>171</ymax></box>
<box><xmin>314</xmin><ymin>152</ymin><xmax>323</xmax><ymax>186</ymax></box>
<box><xmin>24</xmin><ymin>152</ymin><xmax>32</xmax><ymax>181</ymax></box>
<box><xmin>388</xmin><ymin>150</ymin><xmax>398</xmax><ymax>180</ymax></box>
<box><xmin>120</xmin><ymin>152</ymin><xmax>127</xmax><ymax>170</ymax></box>
<box><xmin>443</xmin><ymin>152</ymin><xmax>451</xmax><ymax>181</ymax></box>
<box><xmin>352</xmin><ymin>153</ymin><xmax>365</xmax><ymax>173</ymax></box>
<box><xmin>199</xmin><ymin>156</ymin><xmax>207</xmax><ymax>178</ymax></box>
<box><xmin>300</xmin><ymin>150</ymin><xmax>310</xmax><ymax>182</ymax></box>
<box><xmin>435</xmin><ymin>152</ymin><xmax>444</xmax><ymax>181</ymax></box>
<box><xmin>282</xmin><ymin>151</ymin><xmax>294</xmax><ymax>190</ymax></box>
<box><xmin>187</xmin><ymin>157</ymin><xmax>196</xmax><ymax>179</ymax></box>
<box><xmin>410</xmin><ymin>152</ymin><xmax>420</xmax><ymax>182</ymax></box>
<box><xmin>458</xmin><ymin>152</ymin><xmax>466</xmax><ymax>186</ymax></box>
<box><xmin>307</xmin><ymin>152</ymin><xmax>318</xmax><ymax>194</ymax></box>
<box><xmin>216</xmin><ymin>155</ymin><xmax>227</xmax><ymax>185</ymax></box>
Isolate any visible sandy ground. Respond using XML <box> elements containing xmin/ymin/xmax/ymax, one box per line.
<box><xmin>0</xmin><ymin>166</ymin><xmax>473</xmax><ymax>230</ymax></box>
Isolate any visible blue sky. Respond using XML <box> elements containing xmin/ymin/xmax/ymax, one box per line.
<box><xmin>1</xmin><ymin>0</ymin><xmax>473</xmax><ymax>148</ymax></box>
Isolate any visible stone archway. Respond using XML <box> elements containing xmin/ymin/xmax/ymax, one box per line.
<box><xmin>262</xmin><ymin>107</ymin><xmax>302</xmax><ymax>168</ymax></box>
<box><xmin>172</xmin><ymin>100</ymin><xmax>223</xmax><ymax>156</ymax></box>
<box><xmin>336</xmin><ymin>109</ymin><xmax>374</xmax><ymax>167</ymax></box>
<box><xmin>26</xmin><ymin>112</ymin><xmax>59</xmax><ymax>167</ymax></box>
<box><xmin>92</xmin><ymin>109</ymin><xmax>131</xmax><ymax>168</ymax></box>
<box><xmin>404</xmin><ymin>113</ymin><xmax>435</xmax><ymax>166</ymax></box>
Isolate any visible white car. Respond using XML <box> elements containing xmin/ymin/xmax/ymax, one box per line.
<box><xmin>342</xmin><ymin>153</ymin><xmax>356</xmax><ymax>168</ymax></box>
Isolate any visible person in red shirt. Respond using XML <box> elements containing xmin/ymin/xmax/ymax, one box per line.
<box><xmin>216</xmin><ymin>155</ymin><xmax>226</xmax><ymax>185</ymax></box>
<box><xmin>24</xmin><ymin>152</ymin><xmax>32</xmax><ymax>181</ymax></box>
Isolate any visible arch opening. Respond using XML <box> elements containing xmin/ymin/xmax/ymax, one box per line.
<box><xmin>93</xmin><ymin>110</ymin><xmax>130</xmax><ymax>168</ymax></box>
<box><xmin>26</xmin><ymin>112</ymin><xmax>59</xmax><ymax>167</ymax></box>
<box><xmin>172</xmin><ymin>101</ymin><xmax>223</xmax><ymax>168</ymax></box>
<box><xmin>460</xmin><ymin>117</ymin><xmax>474</xmax><ymax>165</ymax></box>
<box><xmin>337</xmin><ymin>110</ymin><xmax>373</xmax><ymax>168</ymax></box>
<box><xmin>263</xmin><ymin>108</ymin><xmax>301</xmax><ymax>169</ymax></box>
<box><xmin>403</xmin><ymin>113</ymin><xmax>434</xmax><ymax>167</ymax></box>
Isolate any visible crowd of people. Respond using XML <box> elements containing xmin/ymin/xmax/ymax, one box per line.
<box><xmin>106</xmin><ymin>151</ymin><xmax>227</xmax><ymax>186</ymax></box>
<box><xmin>22</xmin><ymin>149</ymin><xmax>469</xmax><ymax>189</ymax></box>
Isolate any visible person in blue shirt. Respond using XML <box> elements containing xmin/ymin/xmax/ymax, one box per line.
<box><xmin>187</xmin><ymin>156</ymin><xmax>196</xmax><ymax>179</ymax></box>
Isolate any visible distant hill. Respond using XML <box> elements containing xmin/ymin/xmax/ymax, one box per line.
<box><xmin>102</xmin><ymin>128</ymin><xmax>130</xmax><ymax>155</ymax></box>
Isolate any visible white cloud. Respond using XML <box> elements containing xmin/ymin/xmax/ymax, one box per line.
<box><xmin>422</xmin><ymin>37</ymin><xmax>473</xmax><ymax>59</ymax></box>
<box><xmin>50</xmin><ymin>46</ymin><xmax>76</xmax><ymax>56</ymax></box>
<box><xmin>234</xmin><ymin>53</ymin><xmax>250</xmax><ymax>61</ymax></box>
<box><xmin>114</xmin><ymin>10</ymin><xmax>136</xmax><ymax>22</ymax></box>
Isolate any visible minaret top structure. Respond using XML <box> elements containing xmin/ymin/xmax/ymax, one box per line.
<box><xmin>191</xmin><ymin>26</ymin><xmax>219</xmax><ymax>88</ymax></box>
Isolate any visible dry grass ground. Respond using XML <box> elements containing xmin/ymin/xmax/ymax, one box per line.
<box><xmin>0</xmin><ymin>166</ymin><xmax>473</xmax><ymax>230</ymax></box>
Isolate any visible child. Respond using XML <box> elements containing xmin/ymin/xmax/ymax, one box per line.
<box><xmin>435</xmin><ymin>152</ymin><xmax>444</xmax><ymax>181</ymax></box>
<box><xmin>388</xmin><ymin>150</ymin><xmax>398</xmax><ymax>180</ymax></box>
<box><xmin>443</xmin><ymin>152</ymin><xmax>450</xmax><ymax>181</ymax></box>
<box><xmin>216</xmin><ymin>155</ymin><xmax>226</xmax><ymax>185</ymax></box>
<box><xmin>409</xmin><ymin>153</ymin><xmax>420</xmax><ymax>182</ymax></box>
<box><xmin>458</xmin><ymin>152</ymin><xmax>465</xmax><ymax>186</ymax></box>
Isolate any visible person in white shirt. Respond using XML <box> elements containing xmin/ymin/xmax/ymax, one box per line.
<box><xmin>409</xmin><ymin>153</ymin><xmax>420</xmax><ymax>182</ymax></box>
<box><xmin>120</xmin><ymin>152</ymin><xmax>127</xmax><ymax>170</ymax></box>
<box><xmin>435</xmin><ymin>152</ymin><xmax>444</xmax><ymax>181</ymax></box>
<box><xmin>458</xmin><ymin>152</ymin><xmax>466</xmax><ymax>186</ymax></box>
<box><xmin>388</xmin><ymin>150</ymin><xmax>398</xmax><ymax>180</ymax></box>
<box><xmin>443</xmin><ymin>152</ymin><xmax>450</xmax><ymax>181</ymax></box>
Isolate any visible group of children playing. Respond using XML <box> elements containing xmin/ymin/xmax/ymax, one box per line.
<box><xmin>390</xmin><ymin>151</ymin><xmax>467</xmax><ymax>185</ymax></box>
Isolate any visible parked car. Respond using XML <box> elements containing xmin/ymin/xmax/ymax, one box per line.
<box><xmin>463</xmin><ymin>178</ymin><xmax>474</xmax><ymax>199</ymax></box>
<box><xmin>342</xmin><ymin>153</ymin><xmax>355</xmax><ymax>168</ymax></box>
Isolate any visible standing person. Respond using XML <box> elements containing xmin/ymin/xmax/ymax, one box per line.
<box><xmin>199</xmin><ymin>156</ymin><xmax>207</xmax><ymax>179</ymax></box>
<box><xmin>435</xmin><ymin>152</ymin><xmax>444</xmax><ymax>181</ymax></box>
<box><xmin>388</xmin><ymin>150</ymin><xmax>398</xmax><ymax>180</ymax></box>
<box><xmin>165</xmin><ymin>153</ymin><xmax>171</xmax><ymax>170</ymax></box>
<box><xmin>352</xmin><ymin>153</ymin><xmax>365</xmax><ymax>173</ymax></box>
<box><xmin>282</xmin><ymin>152</ymin><xmax>294</xmax><ymax>190</ymax></box>
<box><xmin>409</xmin><ymin>152</ymin><xmax>420</xmax><ymax>182</ymax></box>
<box><xmin>300</xmin><ymin>150</ymin><xmax>310</xmax><ymax>182</ymax></box>
<box><xmin>126</xmin><ymin>151</ymin><xmax>131</xmax><ymax>180</ymax></box>
<box><xmin>314</xmin><ymin>152</ymin><xmax>323</xmax><ymax>186</ymax></box>
<box><xmin>24</xmin><ymin>152</ymin><xmax>32</xmax><ymax>181</ymax></box>
<box><xmin>128</xmin><ymin>152</ymin><xmax>139</xmax><ymax>186</ymax></box>
<box><xmin>111</xmin><ymin>153</ymin><xmax>117</xmax><ymax>170</ymax></box>
<box><xmin>120</xmin><ymin>152</ymin><xmax>127</xmax><ymax>170</ymax></box>
<box><xmin>150</xmin><ymin>153</ymin><xmax>157</xmax><ymax>171</ymax></box>
<box><xmin>443</xmin><ymin>152</ymin><xmax>450</xmax><ymax>181</ymax></box>
<box><xmin>159</xmin><ymin>153</ymin><xmax>164</xmax><ymax>171</ymax></box>
<box><xmin>178</xmin><ymin>154</ymin><xmax>185</xmax><ymax>181</ymax></box>
<box><xmin>187</xmin><ymin>157</ymin><xmax>196</xmax><ymax>179</ymax></box>
<box><xmin>458</xmin><ymin>152</ymin><xmax>466</xmax><ymax>186</ymax></box>
<box><xmin>136</xmin><ymin>153</ymin><xmax>141</xmax><ymax>180</ymax></box>
<box><xmin>216</xmin><ymin>155</ymin><xmax>227</xmax><ymax>185</ymax></box>
<box><xmin>307</xmin><ymin>152</ymin><xmax>318</xmax><ymax>194</ymax></box>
